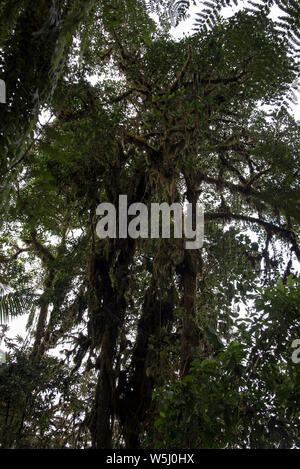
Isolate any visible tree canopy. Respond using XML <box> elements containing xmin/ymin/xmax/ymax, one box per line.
<box><xmin>0</xmin><ymin>0</ymin><xmax>299</xmax><ymax>449</ymax></box>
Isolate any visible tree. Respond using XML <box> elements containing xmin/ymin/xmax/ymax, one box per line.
<box><xmin>0</xmin><ymin>0</ymin><xmax>299</xmax><ymax>449</ymax></box>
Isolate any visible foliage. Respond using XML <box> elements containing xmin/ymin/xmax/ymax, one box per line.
<box><xmin>0</xmin><ymin>284</ymin><xmax>37</xmax><ymax>324</ymax></box>
<box><xmin>0</xmin><ymin>0</ymin><xmax>299</xmax><ymax>450</ymax></box>
<box><xmin>153</xmin><ymin>276</ymin><xmax>300</xmax><ymax>448</ymax></box>
<box><xmin>0</xmin><ymin>330</ymin><xmax>94</xmax><ymax>448</ymax></box>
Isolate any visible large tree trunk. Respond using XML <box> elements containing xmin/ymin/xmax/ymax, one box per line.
<box><xmin>90</xmin><ymin>172</ymin><xmax>148</xmax><ymax>448</ymax></box>
<box><xmin>89</xmin><ymin>239</ymin><xmax>135</xmax><ymax>448</ymax></box>
<box><xmin>118</xmin><ymin>275</ymin><xmax>175</xmax><ymax>448</ymax></box>
<box><xmin>178</xmin><ymin>183</ymin><xmax>202</xmax><ymax>376</ymax></box>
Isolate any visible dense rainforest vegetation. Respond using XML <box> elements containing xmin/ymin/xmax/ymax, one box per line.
<box><xmin>0</xmin><ymin>0</ymin><xmax>300</xmax><ymax>449</ymax></box>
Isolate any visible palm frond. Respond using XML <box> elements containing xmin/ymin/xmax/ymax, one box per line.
<box><xmin>0</xmin><ymin>288</ymin><xmax>37</xmax><ymax>324</ymax></box>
